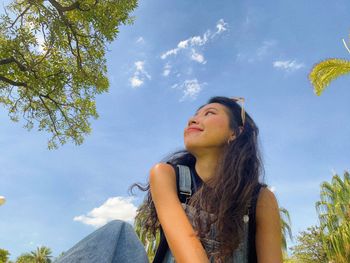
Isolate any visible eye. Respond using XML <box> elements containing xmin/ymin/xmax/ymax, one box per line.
<box><xmin>205</xmin><ymin>111</ymin><xmax>215</xmax><ymax>116</ymax></box>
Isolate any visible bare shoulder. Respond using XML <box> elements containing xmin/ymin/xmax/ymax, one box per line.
<box><xmin>149</xmin><ymin>162</ymin><xmax>177</xmax><ymax>194</ymax></box>
<box><xmin>256</xmin><ymin>187</ymin><xmax>279</xmax><ymax>208</ymax></box>
<box><xmin>149</xmin><ymin>162</ymin><xmax>176</xmax><ymax>181</ymax></box>
<box><xmin>256</xmin><ymin>187</ymin><xmax>280</xmax><ymax>225</ymax></box>
<box><xmin>150</xmin><ymin>162</ymin><xmax>175</xmax><ymax>175</ymax></box>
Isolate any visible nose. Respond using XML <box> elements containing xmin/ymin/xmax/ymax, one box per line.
<box><xmin>187</xmin><ymin>115</ymin><xmax>198</xmax><ymax>126</ymax></box>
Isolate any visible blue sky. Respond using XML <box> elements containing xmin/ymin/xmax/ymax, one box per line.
<box><xmin>1</xmin><ymin>0</ymin><xmax>350</xmax><ymax>259</ymax></box>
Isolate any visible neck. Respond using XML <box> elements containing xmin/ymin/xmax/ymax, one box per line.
<box><xmin>194</xmin><ymin>150</ymin><xmax>221</xmax><ymax>183</ymax></box>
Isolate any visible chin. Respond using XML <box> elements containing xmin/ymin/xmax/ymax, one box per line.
<box><xmin>184</xmin><ymin>140</ymin><xmax>204</xmax><ymax>155</ymax></box>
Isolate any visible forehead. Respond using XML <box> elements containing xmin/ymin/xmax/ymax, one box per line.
<box><xmin>195</xmin><ymin>102</ymin><xmax>227</xmax><ymax>115</ymax></box>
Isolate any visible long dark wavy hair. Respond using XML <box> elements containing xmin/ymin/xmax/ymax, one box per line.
<box><xmin>129</xmin><ymin>96</ymin><xmax>265</xmax><ymax>261</ymax></box>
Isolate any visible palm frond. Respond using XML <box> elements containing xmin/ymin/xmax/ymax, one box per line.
<box><xmin>309</xmin><ymin>58</ymin><xmax>350</xmax><ymax>96</ymax></box>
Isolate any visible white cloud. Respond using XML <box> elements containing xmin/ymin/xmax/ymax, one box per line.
<box><xmin>172</xmin><ymin>79</ymin><xmax>206</xmax><ymax>101</ymax></box>
<box><xmin>160</xmin><ymin>19</ymin><xmax>228</xmax><ymax>60</ymax></box>
<box><xmin>73</xmin><ymin>196</ymin><xmax>137</xmax><ymax>228</ymax></box>
<box><xmin>190</xmin><ymin>49</ymin><xmax>206</xmax><ymax>64</ymax></box>
<box><xmin>136</xmin><ymin>36</ymin><xmax>145</xmax><ymax>44</ymax></box>
<box><xmin>211</xmin><ymin>19</ymin><xmax>228</xmax><ymax>38</ymax></box>
<box><xmin>163</xmin><ymin>63</ymin><xmax>171</xmax><ymax>77</ymax></box>
<box><xmin>161</xmin><ymin>49</ymin><xmax>178</xmax><ymax>59</ymax></box>
<box><xmin>130</xmin><ymin>76</ymin><xmax>143</xmax><ymax>88</ymax></box>
<box><xmin>135</xmin><ymin>61</ymin><xmax>144</xmax><ymax>72</ymax></box>
<box><xmin>178</xmin><ymin>40</ymin><xmax>190</xmax><ymax>49</ymax></box>
<box><xmin>273</xmin><ymin>60</ymin><xmax>304</xmax><ymax>72</ymax></box>
<box><xmin>129</xmin><ymin>60</ymin><xmax>151</xmax><ymax>88</ymax></box>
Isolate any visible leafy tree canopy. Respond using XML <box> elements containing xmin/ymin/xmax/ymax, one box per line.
<box><xmin>290</xmin><ymin>225</ymin><xmax>327</xmax><ymax>263</ymax></box>
<box><xmin>0</xmin><ymin>0</ymin><xmax>138</xmax><ymax>148</ymax></box>
<box><xmin>0</xmin><ymin>248</ymin><xmax>10</xmax><ymax>263</ymax></box>
<box><xmin>15</xmin><ymin>253</ymin><xmax>35</xmax><ymax>263</ymax></box>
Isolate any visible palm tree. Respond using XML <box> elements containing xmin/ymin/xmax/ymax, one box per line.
<box><xmin>316</xmin><ymin>171</ymin><xmax>350</xmax><ymax>262</ymax></box>
<box><xmin>309</xmin><ymin>37</ymin><xmax>350</xmax><ymax>95</ymax></box>
<box><xmin>30</xmin><ymin>246</ymin><xmax>52</xmax><ymax>263</ymax></box>
<box><xmin>280</xmin><ymin>207</ymin><xmax>293</xmax><ymax>252</ymax></box>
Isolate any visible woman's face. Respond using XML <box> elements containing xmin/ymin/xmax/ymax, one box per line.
<box><xmin>184</xmin><ymin>103</ymin><xmax>235</xmax><ymax>153</ymax></box>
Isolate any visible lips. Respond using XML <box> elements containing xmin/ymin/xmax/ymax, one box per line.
<box><xmin>186</xmin><ymin>126</ymin><xmax>203</xmax><ymax>133</ymax></box>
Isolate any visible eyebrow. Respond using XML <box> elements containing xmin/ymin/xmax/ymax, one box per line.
<box><xmin>195</xmin><ymin>107</ymin><xmax>219</xmax><ymax>116</ymax></box>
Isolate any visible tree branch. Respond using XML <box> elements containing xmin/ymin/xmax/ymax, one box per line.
<box><xmin>47</xmin><ymin>0</ymin><xmax>80</xmax><ymax>12</ymax></box>
<box><xmin>0</xmin><ymin>57</ymin><xmax>28</xmax><ymax>71</ymax></box>
<box><xmin>40</xmin><ymin>2</ymin><xmax>83</xmax><ymax>69</ymax></box>
<box><xmin>47</xmin><ymin>0</ymin><xmax>100</xmax><ymax>12</ymax></box>
<box><xmin>0</xmin><ymin>75</ymin><xmax>28</xmax><ymax>87</ymax></box>
<box><xmin>38</xmin><ymin>94</ymin><xmax>61</xmax><ymax>137</ymax></box>
<box><xmin>7</xmin><ymin>3</ymin><xmax>32</xmax><ymax>28</ymax></box>
<box><xmin>39</xmin><ymin>93</ymin><xmax>79</xmax><ymax>130</ymax></box>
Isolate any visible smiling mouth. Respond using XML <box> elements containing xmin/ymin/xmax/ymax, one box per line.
<box><xmin>186</xmin><ymin>128</ymin><xmax>203</xmax><ymax>133</ymax></box>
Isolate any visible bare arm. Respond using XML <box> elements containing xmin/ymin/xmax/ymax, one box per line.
<box><xmin>255</xmin><ymin>187</ymin><xmax>283</xmax><ymax>263</ymax></box>
<box><xmin>149</xmin><ymin>163</ymin><xmax>209</xmax><ymax>263</ymax></box>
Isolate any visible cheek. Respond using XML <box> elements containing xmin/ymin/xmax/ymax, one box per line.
<box><xmin>208</xmin><ymin>116</ymin><xmax>230</xmax><ymax>132</ymax></box>
<box><xmin>205</xmin><ymin>117</ymin><xmax>231</xmax><ymax>139</ymax></box>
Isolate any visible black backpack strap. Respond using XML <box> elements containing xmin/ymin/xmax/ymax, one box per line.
<box><xmin>247</xmin><ymin>183</ymin><xmax>266</xmax><ymax>263</ymax></box>
<box><xmin>153</xmin><ymin>163</ymin><xmax>192</xmax><ymax>263</ymax></box>
<box><xmin>177</xmin><ymin>164</ymin><xmax>192</xmax><ymax>204</ymax></box>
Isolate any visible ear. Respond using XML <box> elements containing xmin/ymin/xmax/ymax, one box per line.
<box><xmin>230</xmin><ymin>127</ymin><xmax>243</xmax><ymax>140</ymax></box>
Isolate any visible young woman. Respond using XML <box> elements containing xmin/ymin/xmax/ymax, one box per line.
<box><xmin>133</xmin><ymin>96</ymin><xmax>282</xmax><ymax>262</ymax></box>
<box><xmin>55</xmin><ymin>96</ymin><xmax>282</xmax><ymax>263</ymax></box>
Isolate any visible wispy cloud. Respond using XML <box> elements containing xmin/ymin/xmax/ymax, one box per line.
<box><xmin>160</xmin><ymin>34</ymin><xmax>209</xmax><ymax>60</ymax></box>
<box><xmin>159</xmin><ymin>19</ymin><xmax>226</xmax><ymax>98</ymax></box>
<box><xmin>191</xmin><ymin>49</ymin><xmax>206</xmax><ymax>64</ymax></box>
<box><xmin>256</xmin><ymin>40</ymin><xmax>276</xmax><ymax>58</ymax></box>
<box><xmin>136</xmin><ymin>36</ymin><xmax>145</xmax><ymax>44</ymax></box>
<box><xmin>130</xmin><ymin>77</ymin><xmax>143</xmax><ymax>88</ymax></box>
<box><xmin>129</xmin><ymin>60</ymin><xmax>151</xmax><ymax>88</ymax></box>
<box><xmin>172</xmin><ymin>79</ymin><xmax>206</xmax><ymax>101</ymax></box>
<box><xmin>273</xmin><ymin>60</ymin><xmax>304</xmax><ymax>72</ymax></box>
<box><xmin>163</xmin><ymin>63</ymin><xmax>172</xmax><ymax>77</ymax></box>
<box><xmin>160</xmin><ymin>19</ymin><xmax>228</xmax><ymax>63</ymax></box>
<box><xmin>212</xmin><ymin>18</ymin><xmax>228</xmax><ymax>38</ymax></box>
<box><xmin>73</xmin><ymin>196</ymin><xmax>137</xmax><ymax>227</ymax></box>
<box><xmin>236</xmin><ymin>40</ymin><xmax>277</xmax><ymax>63</ymax></box>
